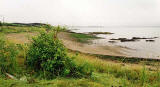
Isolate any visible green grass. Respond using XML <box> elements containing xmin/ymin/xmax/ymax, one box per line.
<box><xmin>0</xmin><ymin>45</ymin><xmax>160</xmax><ymax>87</ymax></box>
<box><xmin>0</xmin><ymin>26</ymin><xmax>44</xmax><ymax>33</ymax></box>
<box><xmin>0</xmin><ymin>24</ymin><xmax>160</xmax><ymax>87</ymax></box>
<box><xmin>2</xmin><ymin>51</ymin><xmax>159</xmax><ymax>87</ymax></box>
<box><xmin>1</xmin><ymin>52</ymin><xmax>159</xmax><ymax>87</ymax></box>
<box><xmin>0</xmin><ymin>75</ymin><xmax>130</xmax><ymax>87</ymax></box>
<box><xmin>0</xmin><ymin>23</ymin><xmax>67</xmax><ymax>34</ymax></box>
<box><xmin>70</xmin><ymin>33</ymin><xmax>100</xmax><ymax>43</ymax></box>
<box><xmin>68</xmin><ymin>52</ymin><xmax>160</xmax><ymax>87</ymax></box>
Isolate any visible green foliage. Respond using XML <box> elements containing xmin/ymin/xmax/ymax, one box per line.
<box><xmin>43</xmin><ymin>24</ymin><xmax>67</xmax><ymax>32</ymax></box>
<box><xmin>0</xmin><ymin>26</ymin><xmax>42</xmax><ymax>33</ymax></box>
<box><xmin>53</xmin><ymin>26</ymin><xmax>67</xmax><ymax>31</ymax></box>
<box><xmin>0</xmin><ymin>22</ymin><xmax>3</xmax><ymax>32</ymax></box>
<box><xmin>17</xmin><ymin>44</ymin><xmax>28</xmax><ymax>58</ymax></box>
<box><xmin>0</xmin><ymin>77</ymin><xmax>122</xmax><ymax>87</ymax></box>
<box><xmin>0</xmin><ymin>21</ymin><xmax>2</xmax><ymax>26</ymax></box>
<box><xmin>70</xmin><ymin>33</ymin><xmax>99</xmax><ymax>43</ymax></box>
<box><xmin>26</xmin><ymin>31</ymin><xmax>92</xmax><ymax>79</ymax></box>
<box><xmin>43</xmin><ymin>24</ymin><xmax>53</xmax><ymax>31</ymax></box>
<box><xmin>0</xmin><ymin>23</ymin><xmax>68</xmax><ymax>34</ymax></box>
<box><xmin>0</xmin><ymin>24</ymin><xmax>160</xmax><ymax>86</ymax></box>
<box><xmin>0</xmin><ymin>36</ymin><xmax>18</xmax><ymax>75</ymax></box>
<box><xmin>140</xmin><ymin>66</ymin><xmax>148</xmax><ymax>86</ymax></box>
<box><xmin>0</xmin><ymin>27</ymin><xmax>2</xmax><ymax>32</ymax></box>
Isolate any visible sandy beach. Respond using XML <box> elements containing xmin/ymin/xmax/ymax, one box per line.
<box><xmin>58</xmin><ymin>32</ymin><xmax>128</xmax><ymax>57</ymax></box>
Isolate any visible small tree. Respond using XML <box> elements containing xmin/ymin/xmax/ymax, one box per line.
<box><xmin>26</xmin><ymin>30</ymin><xmax>91</xmax><ymax>79</ymax></box>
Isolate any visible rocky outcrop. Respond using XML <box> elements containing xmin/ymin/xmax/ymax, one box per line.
<box><xmin>110</xmin><ymin>37</ymin><xmax>158</xmax><ymax>42</ymax></box>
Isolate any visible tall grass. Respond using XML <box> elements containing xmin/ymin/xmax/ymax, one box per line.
<box><xmin>0</xmin><ymin>35</ymin><xmax>19</xmax><ymax>76</ymax></box>
<box><xmin>69</xmin><ymin>52</ymin><xmax>160</xmax><ymax>86</ymax></box>
<box><xmin>140</xmin><ymin>66</ymin><xmax>147</xmax><ymax>86</ymax></box>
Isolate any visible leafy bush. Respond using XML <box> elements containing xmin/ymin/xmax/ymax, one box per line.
<box><xmin>26</xmin><ymin>30</ymin><xmax>92</xmax><ymax>79</ymax></box>
<box><xmin>0</xmin><ymin>21</ymin><xmax>2</xmax><ymax>26</ymax></box>
<box><xmin>42</xmin><ymin>24</ymin><xmax>53</xmax><ymax>31</ymax></box>
<box><xmin>0</xmin><ymin>22</ymin><xmax>3</xmax><ymax>32</ymax></box>
<box><xmin>0</xmin><ymin>36</ymin><xmax>18</xmax><ymax>75</ymax></box>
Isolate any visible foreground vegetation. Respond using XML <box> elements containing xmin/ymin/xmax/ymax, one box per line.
<box><xmin>0</xmin><ymin>23</ymin><xmax>160</xmax><ymax>87</ymax></box>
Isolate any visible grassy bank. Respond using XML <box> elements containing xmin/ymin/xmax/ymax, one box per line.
<box><xmin>0</xmin><ymin>23</ymin><xmax>160</xmax><ymax>87</ymax></box>
<box><xmin>0</xmin><ymin>51</ymin><xmax>160</xmax><ymax>87</ymax></box>
<box><xmin>0</xmin><ymin>25</ymin><xmax>44</xmax><ymax>33</ymax></box>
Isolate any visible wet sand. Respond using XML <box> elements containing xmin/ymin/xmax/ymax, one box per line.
<box><xmin>58</xmin><ymin>32</ymin><xmax>128</xmax><ymax>57</ymax></box>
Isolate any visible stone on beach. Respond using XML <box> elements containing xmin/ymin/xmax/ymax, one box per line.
<box><xmin>146</xmin><ymin>40</ymin><xmax>155</xmax><ymax>42</ymax></box>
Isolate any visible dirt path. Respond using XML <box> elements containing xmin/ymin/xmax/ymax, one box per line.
<box><xmin>58</xmin><ymin>32</ymin><xmax>128</xmax><ymax>57</ymax></box>
<box><xmin>6</xmin><ymin>32</ymin><xmax>37</xmax><ymax>44</ymax></box>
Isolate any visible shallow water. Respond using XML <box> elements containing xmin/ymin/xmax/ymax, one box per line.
<box><xmin>70</xmin><ymin>26</ymin><xmax>160</xmax><ymax>59</ymax></box>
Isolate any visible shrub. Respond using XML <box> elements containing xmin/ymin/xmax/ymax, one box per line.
<box><xmin>26</xmin><ymin>30</ymin><xmax>92</xmax><ymax>79</ymax></box>
<box><xmin>0</xmin><ymin>36</ymin><xmax>18</xmax><ymax>75</ymax></box>
<box><xmin>0</xmin><ymin>21</ymin><xmax>2</xmax><ymax>26</ymax></box>
<box><xmin>42</xmin><ymin>24</ymin><xmax>67</xmax><ymax>33</ymax></box>
<box><xmin>42</xmin><ymin>24</ymin><xmax>53</xmax><ymax>32</ymax></box>
<box><xmin>0</xmin><ymin>22</ymin><xmax>3</xmax><ymax>32</ymax></box>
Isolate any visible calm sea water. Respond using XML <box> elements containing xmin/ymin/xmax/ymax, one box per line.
<box><xmin>70</xmin><ymin>26</ymin><xmax>160</xmax><ymax>59</ymax></box>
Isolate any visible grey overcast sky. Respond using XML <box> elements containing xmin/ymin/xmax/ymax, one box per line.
<box><xmin>0</xmin><ymin>0</ymin><xmax>160</xmax><ymax>26</ymax></box>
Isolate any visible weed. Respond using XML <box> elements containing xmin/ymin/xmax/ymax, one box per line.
<box><xmin>0</xmin><ymin>36</ymin><xmax>19</xmax><ymax>75</ymax></box>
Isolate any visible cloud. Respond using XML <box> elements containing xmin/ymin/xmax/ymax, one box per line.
<box><xmin>0</xmin><ymin>0</ymin><xmax>160</xmax><ymax>26</ymax></box>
